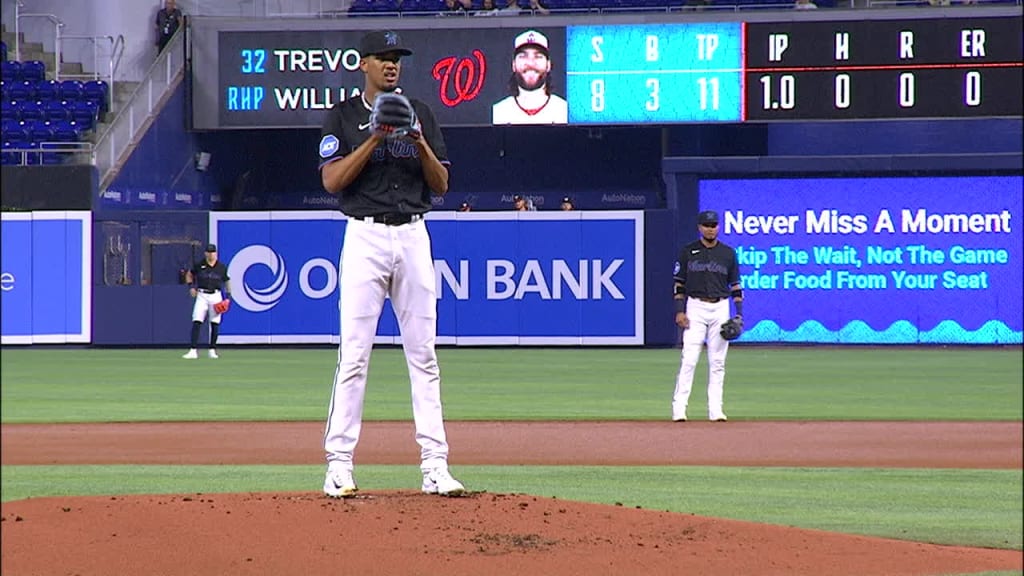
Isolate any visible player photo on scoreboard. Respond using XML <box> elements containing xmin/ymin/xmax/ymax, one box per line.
<box><xmin>491</xmin><ymin>28</ymin><xmax>569</xmax><ymax>125</ymax></box>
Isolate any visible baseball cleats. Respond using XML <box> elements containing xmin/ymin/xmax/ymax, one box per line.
<box><xmin>324</xmin><ymin>467</ymin><xmax>358</xmax><ymax>498</ymax></box>
<box><xmin>182</xmin><ymin>349</ymin><xmax>198</xmax><ymax>359</ymax></box>
<box><xmin>710</xmin><ymin>413</ymin><xmax>728</xmax><ymax>422</ymax></box>
<box><xmin>422</xmin><ymin>467</ymin><xmax>465</xmax><ymax>497</ymax></box>
<box><xmin>672</xmin><ymin>417</ymin><xmax>687</xmax><ymax>422</ymax></box>
<box><xmin>208</xmin><ymin>349</ymin><xmax>219</xmax><ymax>359</ymax></box>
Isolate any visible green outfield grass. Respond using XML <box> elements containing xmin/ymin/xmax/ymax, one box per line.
<box><xmin>1</xmin><ymin>346</ymin><xmax>1021</xmax><ymax>554</ymax></box>
<box><xmin>1</xmin><ymin>347</ymin><xmax>1021</xmax><ymax>422</ymax></box>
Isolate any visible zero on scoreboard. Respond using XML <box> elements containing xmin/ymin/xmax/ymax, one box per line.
<box><xmin>745</xmin><ymin>17</ymin><xmax>1023</xmax><ymax>121</ymax></box>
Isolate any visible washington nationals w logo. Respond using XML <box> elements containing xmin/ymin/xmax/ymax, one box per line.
<box><xmin>432</xmin><ymin>50</ymin><xmax>487</xmax><ymax>107</ymax></box>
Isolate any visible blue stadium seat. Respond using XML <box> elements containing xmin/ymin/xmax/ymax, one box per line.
<box><xmin>25</xmin><ymin>119</ymin><xmax>54</xmax><ymax>143</ymax></box>
<box><xmin>2</xmin><ymin>140</ymin><xmax>39</xmax><ymax>165</ymax></box>
<box><xmin>39</xmin><ymin>141</ymin><xmax>67</xmax><ymax>164</ymax></box>
<box><xmin>1</xmin><ymin>99</ymin><xmax>20</xmax><ymax>121</ymax></box>
<box><xmin>1</xmin><ymin>60</ymin><xmax>21</xmax><ymax>81</ymax></box>
<box><xmin>0</xmin><ymin>80</ymin><xmax>7</xmax><ymax>101</ymax></box>
<box><xmin>71</xmin><ymin>100</ymin><xmax>99</xmax><ymax>129</ymax></box>
<box><xmin>51</xmin><ymin>119</ymin><xmax>83</xmax><ymax>142</ymax></box>
<box><xmin>58</xmin><ymin>79</ymin><xmax>84</xmax><ymax>101</ymax></box>
<box><xmin>348</xmin><ymin>0</ymin><xmax>376</xmax><ymax>13</ymax></box>
<box><xmin>20</xmin><ymin>60</ymin><xmax>46</xmax><ymax>82</ymax></box>
<box><xmin>34</xmin><ymin>79</ymin><xmax>59</xmax><ymax>100</ymax></box>
<box><xmin>43</xmin><ymin>99</ymin><xmax>72</xmax><ymax>122</ymax></box>
<box><xmin>9</xmin><ymin>80</ymin><xmax>34</xmax><ymax>101</ymax></box>
<box><xmin>83</xmin><ymin>80</ymin><xmax>109</xmax><ymax>113</ymax></box>
<box><xmin>2</xmin><ymin>118</ymin><xmax>28</xmax><ymax>140</ymax></box>
<box><xmin>18</xmin><ymin>99</ymin><xmax>45</xmax><ymax>122</ymax></box>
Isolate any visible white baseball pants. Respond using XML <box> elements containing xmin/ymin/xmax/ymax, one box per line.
<box><xmin>191</xmin><ymin>290</ymin><xmax>225</xmax><ymax>324</ymax></box>
<box><xmin>672</xmin><ymin>297</ymin><xmax>731</xmax><ymax>421</ymax></box>
<box><xmin>324</xmin><ymin>218</ymin><xmax>451</xmax><ymax>472</ymax></box>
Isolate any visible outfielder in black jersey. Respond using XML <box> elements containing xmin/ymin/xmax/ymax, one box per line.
<box><xmin>183</xmin><ymin>243</ymin><xmax>231</xmax><ymax>359</ymax></box>
<box><xmin>670</xmin><ymin>210</ymin><xmax>744</xmax><ymax>422</ymax></box>
<box><xmin>318</xmin><ymin>30</ymin><xmax>465</xmax><ymax>499</ymax></box>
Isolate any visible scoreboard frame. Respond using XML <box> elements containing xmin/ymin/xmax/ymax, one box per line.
<box><xmin>189</xmin><ymin>8</ymin><xmax>1023</xmax><ymax>130</ymax></box>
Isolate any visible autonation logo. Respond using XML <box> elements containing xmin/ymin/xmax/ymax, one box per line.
<box><xmin>227</xmin><ymin>245</ymin><xmax>338</xmax><ymax>312</ymax></box>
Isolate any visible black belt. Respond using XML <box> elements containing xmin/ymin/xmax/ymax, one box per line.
<box><xmin>198</xmin><ymin>288</ymin><xmax>217</xmax><ymax>294</ymax></box>
<box><xmin>362</xmin><ymin>213</ymin><xmax>423</xmax><ymax>226</ymax></box>
<box><xmin>692</xmin><ymin>296</ymin><xmax>722</xmax><ymax>303</ymax></box>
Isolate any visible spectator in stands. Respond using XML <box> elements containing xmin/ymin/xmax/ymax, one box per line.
<box><xmin>794</xmin><ymin>0</ymin><xmax>818</xmax><ymax>8</ymax></box>
<box><xmin>560</xmin><ymin>196</ymin><xmax>574</xmax><ymax>211</ymax></box>
<box><xmin>475</xmin><ymin>0</ymin><xmax>499</xmax><ymax>15</ymax></box>
<box><xmin>513</xmin><ymin>194</ymin><xmax>528</xmax><ymax>211</ymax></box>
<box><xmin>492</xmin><ymin>30</ymin><xmax>568</xmax><ymax>125</ymax></box>
<box><xmin>528</xmin><ymin>0</ymin><xmax>550</xmax><ymax>14</ymax></box>
<box><xmin>496</xmin><ymin>0</ymin><xmax>524</xmax><ymax>14</ymax></box>
<box><xmin>440</xmin><ymin>0</ymin><xmax>473</xmax><ymax>15</ymax></box>
<box><xmin>155</xmin><ymin>0</ymin><xmax>184</xmax><ymax>54</ymax></box>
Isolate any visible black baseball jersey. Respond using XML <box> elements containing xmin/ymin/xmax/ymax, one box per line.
<box><xmin>673</xmin><ymin>240</ymin><xmax>740</xmax><ymax>299</ymax></box>
<box><xmin>318</xmin><ymin>93</ymin><xmax>449</xmax><ymax>218</ymax></box>
<box><xmin>191</xmin><ymin>259</ymin><xmax>230</xmax><ymax>292</ymax></box>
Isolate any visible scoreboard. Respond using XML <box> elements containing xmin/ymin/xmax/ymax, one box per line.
<box><xmin>194</xmin><ymin>13</ymin><xmax>1022</xmax><ymax>129</ymax></box>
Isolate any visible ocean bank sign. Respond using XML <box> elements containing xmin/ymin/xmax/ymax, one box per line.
<box><xmin>210</xmin><ymin>211</ymin><xmax>644</xmax><ymax>345</ymax></box>
<box><xmin>1</xmin><ymin>212</ymin><xmax>92</xmax><ymax>344</ymax></box>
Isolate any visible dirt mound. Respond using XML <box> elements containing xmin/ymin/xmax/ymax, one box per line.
<box><xmin>3</xmin><ymin>491</ymin><xmax>1021</xmax><ymax>576</ymax></box>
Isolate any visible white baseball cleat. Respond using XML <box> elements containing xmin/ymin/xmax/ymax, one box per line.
<box><xmin>422</xmin><ymin>467</ymin><xmax>466</xmax><ymax>496</ymax></box>
<box><xmin>208</xmin><ymin>349</ymin><xmax>219</xmax><ymax>359</ymax></box>
<box><xmin>324</xmin><ymin>467</ymin><xmax>358</xmax><ymax>498</ymax></box>
<box><xmin>710</xmin><ymin>413</ymin><xmax>728</xmax><ymax>422</ymax></box>
<box><xmin>182</xmin><ymin>349</ymin><xmax>198</xmax><ymax>359</ymax></box>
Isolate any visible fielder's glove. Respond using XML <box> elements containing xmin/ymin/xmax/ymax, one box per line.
<box><xmin>213</xmin><ymin>299</ymin><xmax>231</xmax><ymax>314</ymax></box>
<box><xmin>370</xmin><ymin>92</ymin><xmax>421</xmax><ymax>141</ymax></box>
<box><xmin>720</xmin><ymin>316</ymin><xmax>743</xmax><ymax>341</ymax></box>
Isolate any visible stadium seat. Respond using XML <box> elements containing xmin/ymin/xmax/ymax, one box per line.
<box><xmin>1</xmin><ymin>99</ymin><xmax>20</xmax><ymax>121</ymax></box>
<box><xmin>3</xmin><ymin>140</ymin><xmax>39</xmax><ymax>165</ymax></box>
<box><xmin>348</xmin><ymin>0</ymin><xmax>376</xmax><ymax>13</ymax></box>
<box><xmin>20</xmin><ymin>60</ymin><xmax>46</xmax><ymax>82</ymax></box>
<box><xmin>51</xmin><ymin>119</ymin><xmax>82</xmax><ymax>142</ymax></box>
<box><xmin>58</xmin><ymin>79</ymin><xmax>84</xmax><ymax>101</ymax></box>
<box><xmin>18</xmin><ymin>99</ymin><xmax>45</xmax><ymax>122</ymax></box>
<box><xmin>71</xmin><ymin>100</ymin><xmax>99</xmax><ymax>129</ymax></box>
<box><xmin>42</xmin><ymin>99</ymin><xmax>72</xmax><ymax>121</ymax></box>
<box><xmin>1</xmin><ymin>60</ymin><xmax>21</xmax><ymax>81</ymax></box>
<box><xmin>2</xmin><ymin>118</ymin><xmax>28</xmax><ymax>141</ymax></box>
<box><xmin>83</xmin><ymin>80</ymin><xmax>109</xmax><ymax>113</ymax></box>
<box><xmin>8</xmin><ymin>80</ymin><xmax>34</xmax><ymax>101</ymax></box>
<box><xmin>25</xmin><ymin>119</ymin><xmax>55</xmax><ymax>142</ymax></box>
<box><xmin>34</xmin><ymin>79</ymin><xmax>59</xmax><ymax>100</ymax></box>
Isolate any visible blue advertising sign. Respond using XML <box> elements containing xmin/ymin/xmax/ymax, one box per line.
<box><xmin>210</xmin><ymin>211</ymin><xmax>644</xmax><ymax>345</ymax></box>
<box><xmin>699</xmin><ymin>176</ymin><xmax>1023</xmax><ymax>344</ymax></box>
<box><xmin>1</xmin><ymin>212</ymin><xmax>92</xmax><ymax>344</ymax></box>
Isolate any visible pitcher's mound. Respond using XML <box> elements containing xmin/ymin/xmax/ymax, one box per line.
<box><xmin>2</xmin><ymin>491</ymin><xmax>1020</xmax><ymax>576</ymax></box>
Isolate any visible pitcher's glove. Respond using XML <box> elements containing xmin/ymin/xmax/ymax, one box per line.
<box><xmin>370</xmin><ymin>92</ymin><xmax>421</xmax><ymax>141</ymax></box>
<box><xmin>213</xmin><ymin>299</ymin><xmax>231</xmax><ymax>314</ymax></box>
<box><xmin>720</xmin><ymin>316</ymin><xmax>743</xmax><ymax>341</ymax></box>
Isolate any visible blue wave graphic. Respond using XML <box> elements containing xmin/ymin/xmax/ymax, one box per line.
<box><xmin>740</xmin><ymin>320</ymin><xmax>1022</xmax><ymax>344</ymax></box>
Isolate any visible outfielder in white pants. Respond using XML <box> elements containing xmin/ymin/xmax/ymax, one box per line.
<box><xmin>673</xmin><ymin>297</ymin><xmax>731</xmax><ymax>421</ymax></box>
<box><xmin>323</xmin><ymin>217</ymin><xmax>450</xmax><ymax>473</ymax></box>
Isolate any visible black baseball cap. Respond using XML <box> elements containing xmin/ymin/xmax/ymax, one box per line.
<box><xmin>360</xmin><ymin>30</ymin><xmax>413</xmax><ymax>58</ymax></box>
<box><xmin>205</xmin><ymin>243</ymin><xmax>217</xmax><ymax>252</ymax></box>
<box><xmin>561</xmin><ymin>196</ymin><xmax>572</xmax><ymax>204</ymax></box>
<box><xmin>697</xmin><ymin>210</ymin><xmax>719</xmax><ymax>225</ymax></box>
<box><xmin>513</xmin><ymin>194</ymin><xmax>524</xmax><ymax>201</ymax></box>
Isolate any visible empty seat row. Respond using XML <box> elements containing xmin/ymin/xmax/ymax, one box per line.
<box><xmin>2</xmin><ymin>140</ymin><xmax>75</xmax><ymax>166</ymax></box>
<box><xmin>1</xmin><ymin>79</ymin><xmax>109</xmax><ymax>111</ymax></box>
<box><xmin>3</xmin><ymin>118</ymin><xmax>85</xmax><ymax>143</ymax></box>
<box><xmin>1</xmin><ymin>60</ymin><xmax>47</xmax><ymax>82</ymax></box>
<box><xmin>2</xmin><ymin>99</ymin><xmax>100</xmax><ymax>129</ymax></box>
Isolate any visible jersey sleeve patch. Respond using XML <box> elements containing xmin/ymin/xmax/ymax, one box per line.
<box><xmin>319</xmin><ymin>134</ymin><xmax>340</xmax><ymax>158</ymax></box>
